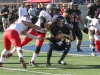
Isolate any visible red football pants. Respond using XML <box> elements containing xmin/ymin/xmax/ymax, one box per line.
<box><xmin>95</xmin><ymin>40</ymin><xmax>100</xmax><ymax>54</ymax></box>
<box><xmin>21</xmin><ymin>29</ymin><xmax>46</xmax><ymax>47</ymax></box>
<box><xmin>3</xmin><ymin>30</ymin><xmax>21</xmax><ymax>50</ymax></box>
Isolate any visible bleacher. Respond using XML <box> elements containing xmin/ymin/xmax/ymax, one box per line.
<box><xmin>0</xmin><ymin>0</ymin><xmax>23</xmax><ymax>5</ymax></box>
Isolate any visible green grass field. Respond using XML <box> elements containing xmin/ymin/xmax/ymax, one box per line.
<box><xmin>0</xmin><ymin>31</ymin><xmax>100</xmax><ymax>75</ymax></box>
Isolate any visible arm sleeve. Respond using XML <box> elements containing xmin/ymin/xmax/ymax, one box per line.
<box><xmin>25</xmin><ymin>33</ymin><xmax>39</xmax><ymax>39</ymax></box>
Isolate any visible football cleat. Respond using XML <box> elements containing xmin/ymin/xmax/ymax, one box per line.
<box><xmin>45</xmin><ymin>63</ymin><xmax>51</xmax><ymax>67</ymax></box>
<box><xmin>19</xmin><ymin>57</ymin><xmax>27</xmax><ymax>69</ymax></box>
<box><xmin>76</xmin><ymin>48</ymin><xmax>83</xmax><ymax>52</ymax></box>
<box><xmin>91</xmin><ymin>52</ymin><xmax>97</xmax><ymax>56</ymax></box>
<box><xmin>6</xmin><ymin>53</ymin><xmax>13</xmax><ymax>58</ymax></box>
<box><xmin>58</xmin><ymin>60</ymin><xmax>66</xmax><ymax>65</ymax></box>
<box><xmin>0</xmin><ymin>62</ymin><xmax>3</xmax><ymax>67</ymax></box>
<box><xmin>29</xmin><ymin>62</ymin><xmax>37</xmax><ymax>67</ymax></box>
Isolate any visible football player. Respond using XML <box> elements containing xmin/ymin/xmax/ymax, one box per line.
<box><xmin>6</xmin><ymin>3</ymin><xmax>58</xmax><ymax>66</ymax></box>
<box><xmin>63</xmin><ymin>1</ymin><xmax>87</xmax><ymax>52</ymax></box>
<box><xmin>45</xmin><ymin>16</ymin><xmax>73</xmax><ymax>66</ymax></box>
<box><xmin>0</xmin><ymin>15</ymin><xmax>46</xmax><ymax>69</ymax></box>
<box><xmin>86</xmin><ymin>0</ymin><xmax>100</xmax><ymax>56</ymax></box>
<box><xmin>89</xmin><ymin>14</ymin><xmax>100</xmax><ymax>54</ymax></box>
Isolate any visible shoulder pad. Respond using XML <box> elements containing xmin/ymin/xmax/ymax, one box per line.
<box><xmin>87</xmin><ymin>3</ymin><xmax>95</xmax><ymax>9</ymax></box>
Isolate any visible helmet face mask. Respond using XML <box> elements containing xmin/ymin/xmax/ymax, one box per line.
<box><xmin>58</xmin><ymin>21</ymin><xmax>65</xmax><ymax>27</ymax></box>
<box><xmin>72</xmin><ymin>5</ymin><xmax>77</xmax><ymax>10</ymax></box>
<box><xmin>46</xmin><ymin>3</ymin><xmax>57</xmax><ymax>14</ymax></box>
<box><xmin>70</xmin><ymin>1</ymin><xmax>78</xmax><ymax>10</ymax></box>
<box><xmin>56</xmin><ymin>16</ymin><xmax>65</xmax><ymax>27</ymax></box>
<box><xmin>51</xmin><ymin>8</ymin><xmax>56</xmax><ymax>14</ymax></box>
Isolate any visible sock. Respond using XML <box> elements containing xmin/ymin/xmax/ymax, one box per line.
<box><xmin>47</xmin><ymin>57</ymin><xmax>50</xmax><ymax>63</ymax></box>
<box><xmin>60</xmin><ymin>49</ymin><xmax>69</xmax><ymax>61</ymax></box>
<box><xmin>18</xmin><ymin>53</ymin><xmax>23</xmax><ymax>58</ymax></box>
<box><xmin>77</xmin><ymin>47</ymin><xmax>80</xmax><ymax>49</ymax></box>
<box><xmin>0</xmin><ymin>57</ymin><xmax>4</xmax><ymax>63</ymax></box>
<box><xmin>11</xmin><ymin>47</ymin><xmax>16</xmax><ymax>54</ymax></box>
<box><xmin>0</xmin><ymin>49</ymin><xmax>8</xmax><ymax>63</ymax></box>
<box><xmin>31</xmin><ymin>52</ymin><xmax>37</xmax><ymax>62</ymax></box>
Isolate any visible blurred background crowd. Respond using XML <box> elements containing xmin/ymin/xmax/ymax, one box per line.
<box><xmin>0</xmin><ymin>0</ymin><xmax>91</xmax><ymax>31</ymax></box>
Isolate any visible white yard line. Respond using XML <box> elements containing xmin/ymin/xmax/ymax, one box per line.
<box><xmin>0</xmin><ymin>67</ymin><xmax>70</xmax><ymax>75</ymax></box>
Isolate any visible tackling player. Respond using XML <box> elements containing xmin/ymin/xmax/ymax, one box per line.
<box><xmin>0</xmin><ymin>15</ymin><xmax>46</xmax><ymax>69</ymax></box>
<box><xmin>6</xmin><ymin>3</ymin><xmax>58</xmax><ymax>66</ymax></box>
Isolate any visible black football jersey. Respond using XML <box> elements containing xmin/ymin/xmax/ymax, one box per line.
<box><xmin>87</xmin><ymin>3</ymin><xmax>100</xmax><ymax>18</ymax></box>
<box><xmin>50</xmin><ymin>24</ymin><xmax>71</xmax><ymax>37</ymax></box>
<box><xmin>64</xmin><ymin>8</ymin><xmax>81</xmax><ymax>28</ymax></box>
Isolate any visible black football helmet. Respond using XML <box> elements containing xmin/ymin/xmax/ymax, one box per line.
<box><xmin>56</xmin><ymin>16</ymin><xmax>65</xmax><ymax>23</ymax></box>
<box><xmin>46</xmin><ymin>3</ymin><xmax>57</xmax><ymax>14</ymax></box>
<box><xmin>56</xmin><ymin>16</ymin><xmax>65</xmax><ymax>27</ymax></box>
<box><xmin>70</xmin><ymin>1</ymin><xmax>78</xmax><ymax>10</ymax></box>
<box><xmin>94</xmin><ymin>0</ymin><xmax>100</xmax><ymax>5</ymax></box>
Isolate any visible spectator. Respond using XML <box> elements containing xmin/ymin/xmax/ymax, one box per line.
<box><xmin>10</xmin><ymin>5</ymin><xmax>18</xmax><ymax>23</ymax></box>
<box><xmin>18</xmin><ymin>3</ymin><xmax>28</xmax><ymax>18</ymax></box>
<box><xmin>0</xmin><ymin>5</ymin><xmax>10</xmax><ymax>31</ymax></box>
<box><xmin>28</xmin><ymin>4</ymin><xmax>38</xmax><ymax>24</ymax></box>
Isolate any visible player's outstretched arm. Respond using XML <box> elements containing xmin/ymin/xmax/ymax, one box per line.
<box><xmin>21</xmin><ymin>20</ymin><xmax>41</xmax><ymax>30</ymax></box>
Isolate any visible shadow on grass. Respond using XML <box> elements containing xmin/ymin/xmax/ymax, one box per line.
<box><xmin>2</xmin><ymin>62</ymin><xmax>100</xmax><ymax>70</ymax></box>
<box><xmin>28</xmin><ymin>63</ymin><xmax>100</xmax><ymax>70</ymax></box>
